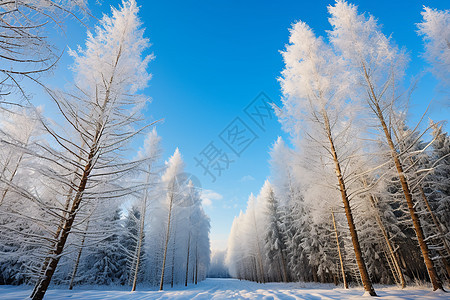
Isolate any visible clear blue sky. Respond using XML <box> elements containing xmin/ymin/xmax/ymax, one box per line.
<box><xmin>44</xmin><ymin>0</ymin><xmax>448</xmax><ymax>250</ymax></box>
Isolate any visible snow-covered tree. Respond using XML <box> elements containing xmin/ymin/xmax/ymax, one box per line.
<box><xmin>417</xmin><ymin>7</ymin><xmax>450</xmax><ymax>86</ymax></box>
<box><xmin>158</xmin><ymin>148</ymin><xmax>184</xmax><ymax>290</ymax></box>
<box><xmin>261</xmin><ymin>180</ymin><xmax>289</xmax><ymax>282</ymax></box>
<box><xmin>129</xmin><ymin>128</ymin><xmax>162</xmax><ymax>291</ymax></box>
<box><xmin>278</xmin><ymin>17</ymin><xmax>376</xmax><ymax>295</ymax></box>
<box><xmin>328</xmin><ymin>0</ymin><xmax>443</xmax><ymax>290</ymax></box>
<box><xmin>26</xmin><ymin>1</ymin><xmax>155</xmax><ymax>298</ymax></box>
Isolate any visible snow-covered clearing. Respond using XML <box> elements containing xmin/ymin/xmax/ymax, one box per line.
<box><xmin>0</xmin><ymin>278</ymin><xmax>448</xmax><ymax>299</ymax></box>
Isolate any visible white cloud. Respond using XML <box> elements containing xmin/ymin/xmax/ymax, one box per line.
<box><xmin>200</xmin><ymin>189</ymin><xmax>223</xmax><ymax>207</ymax></box>
<box><xmin>240</xmin><ymin>175</ymin><xmax>255</xmax><ymax>182</ymax></box>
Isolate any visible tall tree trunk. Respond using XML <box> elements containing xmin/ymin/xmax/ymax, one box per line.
<box><xmin>279</xmin><ymin>250</ymin><xmax>289</xmax><ymax>282</ymax></box>
<box><xmin>195</xmin><ymin>242</ymin><xmax>198</xmax><ymax>285</ymax></box>
<box><xmin>31</xmin><ymin>144</ymin><xmax>96</xmax><ymax>300</ymax></box>
<box><xmin>185</xmin><ymin>233</ymin><xmax>191</xmax><ymax>287</ymax></box>
<box><xmin>331</xmin><ymin>209</ymin><xmax>348</xmax><ymax>289</ymax></box>
<box><xmin>192</xmin><ymin>244</ymin><xmax>196</xmax><ymax>283</ymax></box>
<box><xmin>131</xmin><ymin>170</ymin><xmax>150</xmax><ymax>292</ymax></box>
<box><xmin>170</xmin><ymin>225</ymin><xmax>177</xmax><ymax>288</ymax></box>
<box><xmin>31</xmin><ymin>142</ymin><xmax>86</xmax><ymax>297</ymax></box>
<box><xmin>159</xmin><ymin>184</ymin><xmax>174</xmax><ymax>291</ymax></box>
<box><xmin>383</xmin><ymin>247</ymin><xmax>399</xmax><ymax>284</ymax></box>
<box><xmin>323</xmin><ymin>111</ymin><xmax>376</xmax><ymax>296</ymax></box>
<box><xmin>256</xmin><ymin>249</ymin><xmax>265</xmax><ymax>283</ymax></box>
<box><xmin>363</xmin><ymin>179</ymin><xmax>406</xmax><ymax>288</ymax></box>
<box><xmin>31</xmin><ymin>189</ymin><xmax>73</xmax><ymax>298</ymax></box>
<box><xmin>363</xmin><ymin>63</ymin><xmax>443</xmax><ymax>291</ymax></box>
<box><xmin>69</xmin><ymin>218</ymin><xmax>90</xmax><ymax>290</ymax></box>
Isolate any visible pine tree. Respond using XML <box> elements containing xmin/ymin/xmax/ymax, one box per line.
<box><xmin>262</xmin><ymin>181</ymin><xmax>289</xmax><ymax>282</ymax></box>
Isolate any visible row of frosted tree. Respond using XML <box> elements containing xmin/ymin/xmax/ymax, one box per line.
<box><xmin>227</xmin><ymin>1</ymin><xmax>449</xmax><ymax>296</ymax></box>
<box><xmin>0</xmin><ymin>1</ymin><xmax>210</xmax><ymax>300</ymax></box>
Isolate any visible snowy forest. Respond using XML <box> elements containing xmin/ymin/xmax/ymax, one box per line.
<box><xmin>226</xmin><ymin>1</ymin><xmax>449</xmax><ymax>297</ymax></box>
<box><xmin>0</xmin><ymin>1</ymin><xmax>210</xmax><ymax>300</ymax></box>
<box><xmin>0</xmin><ymin>0</ymin><xmax>449</xmax><ymax>299</ymax></box>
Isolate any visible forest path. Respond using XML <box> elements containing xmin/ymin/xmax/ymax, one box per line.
<box><xmin>0</xmin><ymin>278</ymin><xmax>447</xmax><ymax>299</ymax></box>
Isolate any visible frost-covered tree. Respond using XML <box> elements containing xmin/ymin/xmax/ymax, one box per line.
<box><xmin>248</xmin><ymin>193</ymin><xmax>267</xmax><ymax>283</ymax></box>
<box><xmin>189</xmin><ymin>192</ymin><xmax>210</xmax><ymax>285</ymax></box>
<box><xmin>226</xmin><ymin>193</ymin><xmax>265</xmax><ymax>283</ymax></box>
<box><xmin>143</xmin><ymin>149</ymin><xmax>210</xmax><ymax>289</ymax></box>
<box><xmin>159</xmin><ymin>148</ymin><xmax>184</xmax><ymax>290</ymax></box>
<box><xmin>269</xmin><ymin>137</ymin><xmax>309</xmax><ymax>282</ymax></box>
<box><xmin>226</xmin><ymin>212</ymin><xmax>246</xmax><ymax>279</ymax></box>
<box><xmin>417</xmin><ymin>7</ymin><xmax>450</xmax><ymax>86</ymax></box>
<box><xmin>278</xmin><ymin>18</ymin><xmax>376</xmax><ymax>295</ymax></box>
<box><xmin>0</xmin><ymin>0</ymin><xmax>213</xmax><ymax>292</ymax></box>
<box><xmin>0</xmin><ymin>107</ymin><xmax>47</xmax><ymax>285</ymax></box>
<box><xmin>328</xmin><ymin>1</ymin><xmax>443</xmax><ymax>290</ymax></box>
<box><xmin>25</xmin><ymin>1</ymin><xmax>155</xmax><ymax>298</ymax></box>
<box><xmin>129</xmin><ymin>128</ymin><xmax>161</xmax><ymax>291</ymax></box>
<box><xmin>123</xmin><ymin>205</ymin><xmax>143</xmax><ymax>286</ymax></box>
<box><xmin>261</xmin><ymin>180</ymin><xmax>289</xmax><ymax>282</ymax></box>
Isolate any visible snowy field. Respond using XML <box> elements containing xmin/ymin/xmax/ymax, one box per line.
<box><xmin>0</xmin><ymin>278</ymin><xmax>448</xmax><ymax>300</ymax></box>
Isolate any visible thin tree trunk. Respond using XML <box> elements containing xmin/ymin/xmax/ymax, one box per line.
<box><xmin>192</xmin><ymin>244</ymin><xmax>196</xmax><ymax>283</ymax></box>
<box><xmin>192</xmin><ymin>250</ymin><xmax>196</xmax><ymax>283</ymax></box>
<box><xmin>363</xmin><ymin>63</ymin><xmax>443</xmax><ymax>291</ymax></box>
<box><xmin>381</xmin><ymin>112</ymin><xmax>443</xmax><ymax>290</ymax></box>
<box><xmin>323</xmin><ymin>111</ymin><xmax>376</xmax><ymax>296</ymax></box>
<box><xmin>159</xmin><ymin>183</ymin><xmax>175</xmax><ymax>291</ymax></box>
<box><xmin>383</xmin><ymin>245</ymin><xmax>399</xmax><ymax>284</ymax></box>
<box><xmin>128</xmin><ymin>240</ymin><xmax>139</xmax><ymax>286</ymax></box>
<box><xmin>31</xmin><ymin>190</ymin><xmax>73</xmax><ymax>298</ymax></box>
<box><xmin>279</xmin><ymin>250</ymin><xmax>289</xmax><ymax>282</ymax></box>
<box><xmin>69</xmin><ymin>219</ymin><xmax>90</xmax><ymax>290</ymax></box>
<box><xmin>363</xmin><ymin>179</ymin><xmax>406</xmax><ymax>288</ymax></box>
<box><xmin>195</xmin><ymin>242</ymin><xmax>198</xmax><ymax>284</ymax></box>
<box><xmin>257</xmin><ymin>249</ymin><xmax>265</xmax><ymax>283</ymax></box>
<box><xmin>331</xmin><ymin>209</ymin><xmax>348</xmax><ymax>289</ymax></box>
<box><xmin>185</xmin><ymin>233</ymin><xmax>191</xmax><ymax>287</ymax></box>
<box><xmin>131</xmin><ymin>169</ymin><xmax>150</xmax><ymax>292</ymax></box>
<box><xmin>170</xmin><ymin>225</ymin><xmax>177</xmax><ymax>288</ymax></box>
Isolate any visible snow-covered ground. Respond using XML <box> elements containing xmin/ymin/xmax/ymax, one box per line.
<box><xmin>0</xmin><ymin>278</ymin><xmax>448</xmax><ymax>299</ymax></box>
